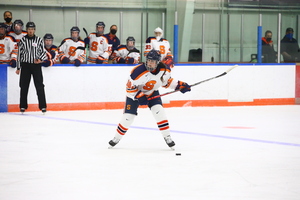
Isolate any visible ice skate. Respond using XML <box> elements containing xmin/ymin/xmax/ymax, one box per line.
<box><xmin>108</xmin><ymin>137</ymin><xmax>120</xmax><ymax>149</ymax></box>
<box><xmin>164</xmin><ymin>135</ymin><xmax>175</xmax><ymax>150</ymax></box>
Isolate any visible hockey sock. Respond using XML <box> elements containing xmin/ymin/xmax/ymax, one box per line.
<box><xmin>150</xmin><ymin>104</ymin><xmax>170</xmax><ymax>138</ymax></box>
<box><xmin>114</xmin><ymin>113</ymin><xmax>136</xmax><ymax>140</ymax></box>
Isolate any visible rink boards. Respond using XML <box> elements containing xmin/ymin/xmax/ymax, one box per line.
<box><xmin>0</xmin><ymin>63</ymin><xmax>299</xmax><ymax>112</ymax></box>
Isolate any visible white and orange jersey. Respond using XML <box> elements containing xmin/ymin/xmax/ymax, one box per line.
<box><xmin>58</xmin><ymin>38</ymin><xmax>86</xmax><ymax>63</ymax></box>
<box><xmin>112</xmin><ymin>45</ymin><xmax>140</xmax><ymax>64</ymax></box>
<box><xmin>144</xmin><ymin>37</ymin><xmax>172</xmax><ymax>61</ymax></box>
<box><xmin>87</xmin><ymin>33</ymin><xmax>111</xmax><ymax>64</ymax></box>
<box><xmin>126</xmin><ymin>62</ymin><xmax>178</xmax><ymax>100</ymax></box>
<box><xmin>8</xmin><ymin>31</ymin><xmax>27</xmax><ymax>43</ymax></box>
<box><xmin>0</xmin><ymin>35</ymin><xmax>17</xmax><ymax>64</ymax></box>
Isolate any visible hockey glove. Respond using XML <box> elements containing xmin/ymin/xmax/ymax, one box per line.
<box><xmin>74</xmin><ymin>59</ymin><xmax>81</xmax><ymax>67</ymax></box>
<box><xmin>84</xmin><ymin>37</ymin><xmax>90</xmax><ymax>46</ymax></box>
<box><xmin>126</xmin><ymin>57</ymin><xmax>134</xmax><ymax>64</ymax></box>
<box><xmin>96</xmin><ymin>56</ymin><xmax>105</xmax><ymax>64</ymax></box>
<box><xmin>116</xmin><ymin>57</ymin><xmax>126</xmax><ymax>64</ymax></box>
<box><xmin>162</xmin><ymin>55</ymin><xmax>174</xmax><ymax>68</ymax></box>
<box><xmin>61</xmin><ymin>56</ymin><xmax>70</xmax><ymax>64</ymax></box>
<box><xmin>175</xmin><ymin>81</ymin><xmax>191</xmax><ymax>94</ymax></box>
<box><xmin>41</xmin><ymin>60</ymin><xmax>51</xmax><ymax>67</ymax></box>
<box><xmin>135</xmin><ymin>91</ymin><xmax>148</xmax><ymax>105</ymax></box>
<box><xmin>9</xmin><ymin>59</ymin><xmax>16</xmax><ymax>68</ymax></box>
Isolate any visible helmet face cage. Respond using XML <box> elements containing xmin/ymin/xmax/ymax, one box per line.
<box><xmin>96</xmin><ymin>22</ymin><xmax>105</xmax><ymax>34</ymax></box>
<box><xmin>43</xmin><ymin>33</ymin><xmax>54</xmax><ymax>48</ymax></box>
<box><xmin>13</xmin><ymin>19</ymin><xmax>24</xmax><ymax>33</ymax></box>
<box><xmin>126</xmin><ymin>37</ymin><xmax>135</xmax><ymax>50</ymax></box>
<box><xmin>70</xmin><ymin>26</ymin><xmax>80</xmax><ymax>40</ymax></box>
<box><xmin>146</xmin><ymin>50</ymin><xmax>161</xmax><ymax>71</ymax></box>
<box><xmin>154</xmin><ymin>27</ymin><xmax>163</xmax><ymax>40</ymax></box>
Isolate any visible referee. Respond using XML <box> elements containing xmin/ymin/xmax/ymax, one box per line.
<box><xmin>16</xmin><ymin>22</ymin><xmax>47</xmax><ymax>113</ymax></box>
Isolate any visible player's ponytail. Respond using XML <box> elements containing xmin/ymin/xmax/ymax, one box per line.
<box><xmin>159</xmin><ymin>62</ymin><xmax>167</xmax><ymax>82</ymax></box>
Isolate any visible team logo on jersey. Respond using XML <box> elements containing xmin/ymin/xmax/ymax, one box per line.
<box><xmin>32</xmin><ymin>43</ymin><xmax>37</xmax><ymax>47</ymax></box>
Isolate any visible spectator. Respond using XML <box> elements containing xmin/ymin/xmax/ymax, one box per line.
<box><xmin>84</xmin><ymin>21</ymin><xmax>110</xmax><ymax>64</ymax></box>
<box><xmin>111</xmin><ymin>36</ymin><xmax>140</xmax><ymax>64</ymax></box>
<box><xmin>42</xmin><ymin>33</ymin><xmax>57</xmax><ymax>67</ymax></box>
<box><xmin>0</xmin><ymin>22</ymin><xmax>17</xmax><ymax>67</ymax></box>
<box><xmin>8</xmin><ymin>19</ymin><xmax>27</xmax><ymax>43</ymax></box>
<box><xmin>58</xmin><ymin>26</ymin><xmax>85</xmax><ymax>66</ymax></box>
<box><xmin>262</xmin><ymin>30</ymin><xmax>277</xmax><ymax>63</ymax></box>
<box><xmin>280</xmin><ymin>27</ymin><xmax>300</xmax><ymax>62</ymax></box>
<box><xmin>3</xmin><ymin>11</ymin><xmax>13</xmax><ymax>33</ymax></box>
<box><xmin>15</xmin><ymin>22</ymin><xmax>48</xmax><ymax>113</ymax></box>
<box><xmin>144</xmin><ymin>27</ymin><xmax>174</xmax><ymax>68</ymax></box>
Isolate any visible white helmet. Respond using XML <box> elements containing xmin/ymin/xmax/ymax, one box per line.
<box><xmin>154</xmin><ymin>27</ymin><xmax>163</xmax><ymax>41</ymax></box>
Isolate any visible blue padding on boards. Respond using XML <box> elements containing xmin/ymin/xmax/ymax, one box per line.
<box><xmin>0</xmin><ymin>65</ymin><xmax>8</xmax><ymax>112</ymax></box>
<box><xmin>174</xmin><ymin>24</ymin><xmax>179</xmax><ymax>63</ymax></box>
<box><xmin>257</xmin><ymin>26</ymin><xmax>262</xmax><ymax>63</ymax></box>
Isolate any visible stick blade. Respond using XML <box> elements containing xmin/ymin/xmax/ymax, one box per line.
<box><xmin>226</xmin><ymin>64</ymin><xmax>238</xmax><ymax>74</ymax></box>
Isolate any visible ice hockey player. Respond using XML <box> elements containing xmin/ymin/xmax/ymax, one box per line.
<box><xmin>144</xmin><ymin>27</ymin><xmax>174</xmax><ymax>68</ymax></box>
<box><xmin>8</xmin><ymin>19</ymin><xmax>27</xmax><ymax>43</ymax></box>
<box><xmin>84</xmin><ymin>21</ymin><xmax>111</xmax><ymax>64</ymax></box>
<box><xmin>112</xmin><ymin>36</ymin><xmax>140</xmax><ymax>64</ymax></box>
<box><xmin>42</xmin><ymin>33</ymin><xmax>57</xmax><ymax>67</ymax></box>
<box><xmin>0</xmin><ymin>23</ymin><xmax>17</xmax><ymax>68</ymax></box>
<box><xmin>108</xmin><ymin>49</ymin><xmax>191</xmax><ymax>149</ymax></box>
<box><xmin>58</xmin><ymin>26</ymin><xmax>85</xmax><ymax>66</ymax></box>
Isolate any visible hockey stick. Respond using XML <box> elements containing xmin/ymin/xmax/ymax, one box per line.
<box><xmin>148</xmin><ymin>64</ymin><xmax>239</xmax><ymax>100</ymax></box>
<box><xmin>83</xmin><ymin>27</ymin><xmax>88</xmax><ymax>37</ymax></box>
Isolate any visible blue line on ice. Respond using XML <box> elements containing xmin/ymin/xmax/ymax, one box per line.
<box><xmin>11</xmin><ymin>113</ymin><xmax>300</xmax><ymax>147</ymax></box>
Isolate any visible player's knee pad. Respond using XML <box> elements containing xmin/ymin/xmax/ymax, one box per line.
<box><xmin>119</xmin><ymin>113</ymin><xmax>136</xmax><ymax>127</ymax></box>
<box><xmin>150</xmin><ymin>104</ymin><xmax>167</xmax><ymax>122</ymax></box>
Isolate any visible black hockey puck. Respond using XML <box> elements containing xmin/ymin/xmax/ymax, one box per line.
<box><xmin>176</xmin><ymin>153</ymin><xmax>181</xmax><ymax>156</ymax></box>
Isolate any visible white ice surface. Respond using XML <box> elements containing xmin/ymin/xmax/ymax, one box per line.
<box><xmin>1</xmin><ymin>106</ymin><xmax>300</xmax><ymax>200</ymax></box>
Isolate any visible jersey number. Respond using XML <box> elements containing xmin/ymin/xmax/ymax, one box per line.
<box><xmin>143</xmin><ymin>80</ymin><xmax>156</xmax><ymax>90</ymax></box>
<box><xmin>0</xmin><ymin>44</ymin><xmax>5</xmax><ymax>54</ymax></box>
<box><xmin>146</xmin><ymin>45</ymin><xmax>165</xmax><ymax>54</ymax></box>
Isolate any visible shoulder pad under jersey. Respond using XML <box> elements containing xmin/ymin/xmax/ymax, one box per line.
<box><xmin>130</xmin><ymin>63</ymin><xmax>148</xmax><ymax>80</ymax></box>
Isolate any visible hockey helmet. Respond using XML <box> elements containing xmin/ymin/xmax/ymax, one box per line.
<box><xmin>0</xmin><ymin>23</ymin><xmax>7</xmax><ymax>30</ymax></box>
<box><xmin>0</xmin><ymin>23</ymin><xmax>6</xmax><ymax>37</ymax></box>
<box><xmin>126</xmin><ymin>36</ymin><xmax>135</xmax><ymax>42</ymax></box>
<box><xmin>96</xmin><ymin>21</ymin><xmax>105</xmax><ymax>28</ymax></box>
<box><xmin>43</xmin><ymin>33</ymin><xmax>54</xmax><ymax>40</ymax></box>
<box><xmin>26</xmin><ymin>22</ymin><xmax>36</xmax><ymax>29</ymax></box>
<box><xmin>70</xmin><ymin>26</ymin><xmax>80</xmax><ymax>33</ymax></box>
<box><xmin>13</xmin><ymin>19</ymin><xmax>24</xmax><ymax>27</ymax></box>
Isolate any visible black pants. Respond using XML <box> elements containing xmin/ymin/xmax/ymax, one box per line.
<box><xmin>19</xmin><ymin>62</ymin><xmax>46</xmax><ymax>110</ymax></box>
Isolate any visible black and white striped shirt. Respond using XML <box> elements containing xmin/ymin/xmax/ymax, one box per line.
<box><xmin>17</xmin><ymin>34</ymin><xmax>47</xmax><ymax>69</ymax></box>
